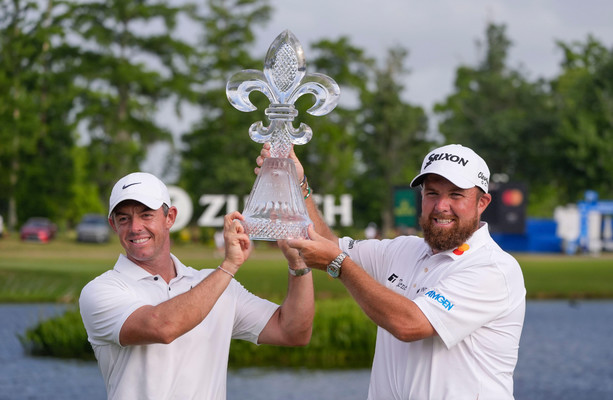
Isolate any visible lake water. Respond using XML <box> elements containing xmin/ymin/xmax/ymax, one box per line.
<box><xmin>1</xmin><ymin>300</ymin><xmax>612</xmax><ymax>400</ymax></box>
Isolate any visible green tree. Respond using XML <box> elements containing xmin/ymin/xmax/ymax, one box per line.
<box><xmin>434</xmin><ymin>23</ymin><xmax>557</xmax><ymax>215</ymax></box>
<box><xmin>300</xmin><ymin>36</ymin><xmax>374</xmax><ymax>199</ymax></box>
<box><xmin>357</xmin><ymin>47</ymin><xmax>429</xmax><ymax>235</ymax></box>
<box><xmin>550</xmin><ymin>36</ymin><xmax>613</xmax><ymax>201</ymax></box>
<box><xmin>59</xmin><ymin>0</ymin><xmax>200</xmax><ymax>206</ymax></box>
<box><xmin>180</xmin><ymin>0</ymin><xmax>272</xmax><ymax>207</ymax></box>
<box><xmin>0</xmin><ymin>0</ymin><xmax>77</xmax><ymax>229</ymax></box>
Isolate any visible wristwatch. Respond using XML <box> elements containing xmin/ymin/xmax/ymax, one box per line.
<box><xmin>327</xmin><ymin>252</ymin><xmax>348</xmax><ymax>278</ymax></box>
<box><xmin>288</xmin><ymin>266</ymin><xmax>312</xmax><ymax>277</ymax></box>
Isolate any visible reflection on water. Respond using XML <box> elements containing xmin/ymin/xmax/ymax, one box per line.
<box><xmin>1</xmin><ymin>301</ymin><xmax>612</xmax><ymax>400</ymax></box>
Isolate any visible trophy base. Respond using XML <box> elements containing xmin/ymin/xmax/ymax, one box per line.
<box><xmin>241</xmin><ymin>218</ymin><xmax>309</xmax><ymax>241</ymax></box>
<box><xmin>241</xmin><ymin>157</ymin><xmax>311</xmax><ymax>241</ymax></box>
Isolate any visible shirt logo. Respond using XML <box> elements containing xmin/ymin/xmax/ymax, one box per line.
<box><xmin>425</xmin><ymin>290</ymin><xmax>454</xmax><ymax>311</ymax></box>
<box><xmin>388</xmin><ymin>273</ymin><xmax>398</xmax><ymax>283</ymax></box>
<box><xmin>348</xmin><ymin>239</ymin><xmax>361</xmax><ymax>249</ymax></box>
<box><xmin>453</xmin><ymin>243</ymin><xmax>470</xmax><ymax>256</ymax></box>
<box><xmin>122</xmin><ymin>182</ymin><xmax>141</xmax><ymax>190</ymax></box>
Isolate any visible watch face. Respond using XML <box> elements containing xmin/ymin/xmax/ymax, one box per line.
<box><xmin>327</xmin><ymin>264</ymin><xmax>340</xmax><ymax>278</ymax></box>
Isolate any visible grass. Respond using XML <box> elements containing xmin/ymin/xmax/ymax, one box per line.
<box><xmin>5</xmin><ymin>234</ymin><xmax>613</xmax><ymax>366</ymax></box>
<box><xmin>2</xmin><ymin>234</ymin><xmax>613</xmax><ymax>302</ymax></box>
<box><xmin>0</xmin><ymin>235</ymin><xmax>353</xmax><ymax>303</ymax></box>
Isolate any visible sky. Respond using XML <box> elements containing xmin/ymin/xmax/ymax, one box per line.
<box><xmin>148</xmin><ymin>0</ymin><xmax>613</xmax><ymax>177</ymax></box>
<box><xmin>252</xmin><ymin>0</ymin><xmax>613</xmax><ymax>111</ymax></box>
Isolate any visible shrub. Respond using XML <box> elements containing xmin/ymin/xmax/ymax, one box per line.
<box><xmin>20</xmin><ymin>299</ymin><xmax>378</xmax><ymax>368</ymax></box>
<box><xmin>19</xmin><ymin>308</ymin><xmax>94</xmax><ymax>360</ymax></box>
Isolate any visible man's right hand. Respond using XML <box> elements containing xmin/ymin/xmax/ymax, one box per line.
<box><xmin>221</xmin><ymin>211</ymin><xmax>251</xmax><ymax>275</ymax></box>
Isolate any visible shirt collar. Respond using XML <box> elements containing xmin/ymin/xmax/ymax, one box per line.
<box><xmin>430</xmin><ymin>222</ymin><xmax>491</xmax><ymax>260</ymax></box>
<box><xmin>114</xmin><ymin>253</ymin><xmax>194</xmax><ymax>281</ymax></box>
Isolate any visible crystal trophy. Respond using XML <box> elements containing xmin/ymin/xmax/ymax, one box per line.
<box><xmin>226</xmin><ymin>30</ymin><xmax>340</xmax><ymax>240</ymax></box>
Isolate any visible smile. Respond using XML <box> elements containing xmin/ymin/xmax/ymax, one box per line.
<box><xmin>130</xmin><ymin>237</ymin><xmax>150</xmax><ymax>244</ymax></box>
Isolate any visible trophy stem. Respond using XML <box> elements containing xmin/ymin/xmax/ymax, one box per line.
<box><xmin>241</xmin><ymin>157</ymin><xmax>311</xmax><ymax>240</ymax></box>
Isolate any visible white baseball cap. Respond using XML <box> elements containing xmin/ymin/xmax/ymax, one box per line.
<box><xmin>108</xmin><ymin>172</ymin><xmax>171</xmax><ymax>217</ymax></box>
<box><xmin>410</xmin><ymin>144</ymin><xmax>490</xmax><ymax>193</ymax></box>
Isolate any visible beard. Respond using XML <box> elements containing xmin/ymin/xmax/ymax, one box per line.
<box><xmin>419</xmin><ymin>211</ymin><xmax>480</xmax><ymax>253</ymax></box>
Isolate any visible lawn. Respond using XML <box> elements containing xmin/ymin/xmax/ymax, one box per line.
<box><xmin>6</xmin><ymin>234</ymin><xmax>613</xmax><ymax>366</ymax></box>
<box><xmin>2</xmin><ymin>234</ymin><xmax>613</xmax><ymax>302</ymax></box>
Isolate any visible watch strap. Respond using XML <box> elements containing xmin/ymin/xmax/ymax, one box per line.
<box><xmin>327</xmin><ymin>251</ymin><xmax>348</xmax><ymax>278</ymax></box>
<box><xmin>288</xmin><ymin>266</ymin><xmax>312</xmax><ymax>277</ymax></box>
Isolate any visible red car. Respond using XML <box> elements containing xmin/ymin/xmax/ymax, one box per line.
<box><xmin>20</xmin><ymin>217</ymin><xmax>57</xmax><ymax>243</ymax></box>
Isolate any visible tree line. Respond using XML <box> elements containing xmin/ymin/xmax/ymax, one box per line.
<box><xmin>1</xmin><ymin>0</ymin><xmax>612</xmax><ymax>236</ymax></box>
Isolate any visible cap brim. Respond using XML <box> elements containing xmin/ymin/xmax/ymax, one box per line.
<box><xmin>410</xmin><ymin>171</ymin><xmax>476</xmax><ymax>190</ymax></box>
<box><xmin>108</xmin><ymin>194</ymin><xmax>165</xmax><ymax>218</ymax></box>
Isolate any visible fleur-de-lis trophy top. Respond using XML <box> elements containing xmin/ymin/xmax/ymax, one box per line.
<box><xmin>225</xmin><ymin>30</ymin><xmax>341</xmax><ymax>241</ymax></box>
<box><xmin>227</xmin><ymin>30</ymin><xmax>340</xmax><ymax>158</ymax></box>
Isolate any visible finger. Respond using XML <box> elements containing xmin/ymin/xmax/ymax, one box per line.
<box><xmin>238</xmin><ymin>234</ymin><xmax>251</xmax><ymax>250</ymax></box>
<box><xmin>306</xmin><ymin>224</ymin><xmax>320</xmax><ymax>241</ymax></box>
<box><xmin>259</xmin><ymin>146</ymin><xmax>271</xmax><ymax>159</ymax></box>
<box><xmin>225</xmin><ymin>211</ymin><xmax>244</xmax><ymax>222</ymax></box>
<box><xmin>233</xmin><ymin>219</ymin><xmax>245</xmax><ymax>234</ymax></box>
<box><xmin>287</xmin><ymin>238</ymin><xmax>307</xmax><ymax>250</ymax></box>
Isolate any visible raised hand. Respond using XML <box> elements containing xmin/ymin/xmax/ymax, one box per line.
<box><xmin>222</xmin><ymin>211</ymin><xmax>252</xmax><ymax>274</ymax></box>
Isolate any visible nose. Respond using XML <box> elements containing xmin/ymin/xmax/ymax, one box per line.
<box><xmin>434</xmin><ymin>196</ymin><xmax>451</xmax><ymax>213</ymax></box>
<box><xmin>129</xmin><ymin>216</ymin><xmax>144</xmax><ymax>232</ymax></box>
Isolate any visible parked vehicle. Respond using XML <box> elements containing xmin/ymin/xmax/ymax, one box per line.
<box><xmin>76</xmin><ymin>214</ymin><xmax>111</xmax><ymax>243</ymax></box>
<box><xmin>20</xmin><ymin>217</ymin><xmax>57</xmax><ymax>243</ymax></box>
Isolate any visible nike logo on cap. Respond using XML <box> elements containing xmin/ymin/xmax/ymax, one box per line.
<box><xmin>122</xmin><ymin>182</ymin><xmax>141</xmax><ymax>189</ymax></box>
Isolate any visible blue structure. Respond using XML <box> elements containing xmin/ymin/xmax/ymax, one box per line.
<box><xmin>491</xmin><ymin>219</ymin><xmax>561</xmax><ymax>253</ymax></box>
<box><xmin>573</xmin><ymin>191</ymin><xmax>613</xmax><ymax>254</ymax></box>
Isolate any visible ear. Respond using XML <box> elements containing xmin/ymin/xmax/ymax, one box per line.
<box><xmin>108</xmin><ymin>216</ymin><xmax>119</xmax><ymax>234</ymax></box>
<box><xmin>166</xmin><ymin>206</ymin><xmax>178</xmax><ymax>229</ymax></box>
<box><xmin>478</xmin><ymin>192</ymin><xmax>492</xmax><ymax>215</ymax></box>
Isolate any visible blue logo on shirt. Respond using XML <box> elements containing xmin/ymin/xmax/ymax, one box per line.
<box><xmin>425</xmin><ymin>290</ymin><xmax>454</xmax><ymax>311</ymax></box>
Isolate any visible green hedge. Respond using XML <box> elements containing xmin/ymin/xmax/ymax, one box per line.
<box><xmin>19</xmin><ymin>307</ymin><xmax>94</xmax><ymax>360</ymax></box>
<box><xmin>229</xmin><ymin>298</ymin><xmax>377</xmax><ymax>368</ymax></box>
<box><xmin>20</xmin><ymin>299</ymin><xmax>377</xmax><ymax>368</ymax></box>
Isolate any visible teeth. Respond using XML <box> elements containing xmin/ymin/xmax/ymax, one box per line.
<box><xmin>132</xmin><ymin>238</ymin><xmax>149</xmax><ymax>244</ymax></box>
<box><xmin>436</xmin><ymin>219</ymin><xmax>453</xmax><ymax>224</ymax></box>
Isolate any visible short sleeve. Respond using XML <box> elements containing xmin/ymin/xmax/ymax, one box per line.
<box><xmin>229</xmin><ymin>280</ymin><xmax>278</xmax><ymax>344</ymax></box>
<box><xmin>414</xmin><ymin>262</ymin><xmax>509</xmax><ymax>349</ymax></box>
<box><xmin>79</xmin><ymin>274</ymin><xmax>146</xmax><ymax>347</ymax></box>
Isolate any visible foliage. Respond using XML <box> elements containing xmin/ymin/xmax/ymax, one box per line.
<box><xmin>180</xmin><ymin>0</ymin><xmax>272</xmax><ymax>215</ymax></box>
<box><xmin>0</xmin><ymin>0</ymin><xmax>77</xmax><ymax>229</ymax></box>
<box><xmin>300</xmin><ymin>36</ymin><xmax>374</xmax><ymax>198</ymax></box>
<box><xmin>57</xmin><ymin>0</ymin><xmax>201</xmax><ymax>206</ymax></box>
<box><xmin>19</xmin><ymin>306</ymin><xmax>93</xmax><ymax>359</ymax></box>
<box><xmin>229</xmin><ymin>298</ymin><xmax>377</xmax><ymax>368</ymax></box>
<box><xmin>19</xmin><ymin>299</ymin><xmax>376</xmax><ymax>367</ymax></box>
<box><xmin>357</xmin><ymin>47</ymin><xmax>429</xmax><ymax>233</ymax></box>
<box><xmin>3</xmin><ymin>2</ymin><xmax>613</xmax><ymax>232</ymax></box>
<box><xmin>434</xmin><ymin>24</ymin><xmax>559</xmax><ymax>215</ymax></box>
<box><xmin>549</xmin><ymin>36</ymin><xmax>613</xmax><ymax>202</ymax></box>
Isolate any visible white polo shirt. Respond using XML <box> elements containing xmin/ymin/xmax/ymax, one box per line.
<box><xmin>79</xmin><ymin>254</ymin><xmax>278</xmax><ymax>400</ymax></box>
<box><xmin>339</xmin><ymin>223</ymin><xmax>525</xmax><ymax>400</ymax></box>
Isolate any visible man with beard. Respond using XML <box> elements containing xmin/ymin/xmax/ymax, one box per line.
<box><xmin>256</xmin><ymin>143</ymin><xmax>526</xmax><ymax>400</ymax></box>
